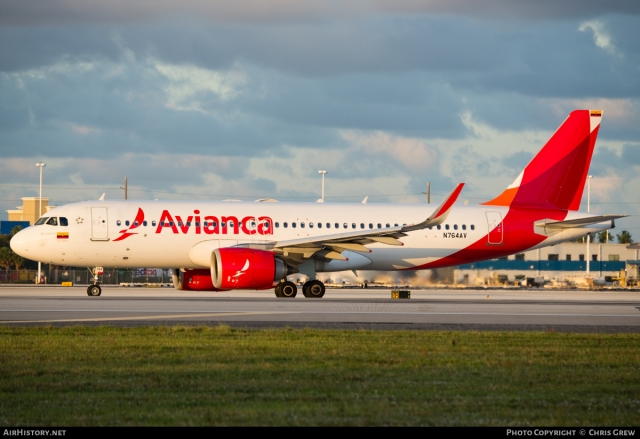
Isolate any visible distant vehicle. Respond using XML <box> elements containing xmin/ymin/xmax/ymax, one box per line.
<box><xmin>11</xmin><ymin>110</ymin><xmax>625</xmax><ymax>298</ymax></box>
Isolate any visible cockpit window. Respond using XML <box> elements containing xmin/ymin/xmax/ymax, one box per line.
<box><xmin>60</xmin><ymin>217</ymin><xmax>68</xmax><ymax>226</ymax></box>
<box><xmin>46</xmin><ymin>217</ymin><xmax>58</xmax><ymax>226</ymax></box>
<box><xmin>34</xmin><ymin>217</ymin><xmax>48</xmax><ymax>225</ymax></box>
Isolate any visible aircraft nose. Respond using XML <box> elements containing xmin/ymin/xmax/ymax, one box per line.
<box><xmin>10</xmin><ymin>228</ymin><xmax>31</xmax><ymax>259</ymax></box>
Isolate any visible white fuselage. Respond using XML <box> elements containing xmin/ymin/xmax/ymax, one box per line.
<box><xmin>10</xmin><ymin>200</ymin><xmax>606</xmax><ymax>271</ymax></box>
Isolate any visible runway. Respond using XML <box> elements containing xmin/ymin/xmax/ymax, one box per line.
<box><xmin>1</xmin><ymin>286</ymin><xmax>639</xmax><ymax>332</ymax></box>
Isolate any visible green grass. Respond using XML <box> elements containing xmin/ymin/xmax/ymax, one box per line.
<box><xmin>1</xmin><ymin>326</ymin><xmax>639</xmax><ymax>426</ymax></box>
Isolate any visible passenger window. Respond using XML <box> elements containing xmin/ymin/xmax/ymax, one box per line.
<box><xmin>35</xmin><ymin>217</ymin><xmax>48</xmax><ymax>225</ymax></box>
<box><xmin>134</xmin><ymin>221</ymin><xmax>139</xmax><ymax>227</ymax></box>
<box><xmin>194</xmin><ymin>222</ymin><xmax>199</xmax><ymax>227</ymax></box>
<box><xmin>301</xmin><ymin>222</ymin><xmax>305</xmax><ymax>228</ymax></box>
<box><xmin>60</xmin><ymin>217</ymin><xmax>68</xmax><ymax>226</ymax></box>
<box><xmin>386</xmin><ymin>223</ymin><xmax>390</xmax><ymax>228</ymax></box>
<box><xmin>221</xmin><ymin>222</ymin><xmax>226</xmax><ymax>228</ymax></box>
<box><xmin>178</xmin><ymin>221</ymin><xmax>183</xmax><ymax>227</ymax></box>
<box><xmin>143</xmin><ymin>221</ymin><xmax>148</xmax><ymax>226</ymax></box>
<box><xmin>284</xmin><ymin>222</ymin><xmax>288</xmax><ymax>228</ymax></box>
<box><xmin>462</xmin><ymin>224</ymin><xmax>466</xmax><ymax>230</ymax></box>
<box><xmin>394</xmin><ymin>224</ymin><xmax>398</xmax><ymax>227</ymax></box>
<box><xmin>360</xmin><ymin>223</ymin><xmax>364</xmax><ymax>229</ymax></box>
<box><xmin>334</xmin><ymin>223</ymin><xmax>339</xmax><ymax>228</ymax></box>
<box><xmin>343</xmin><ymin>223</ymin><xmax>348</xmax><ymax>229</ymax></box>
<box><xmin>186</xmin><ymin>222</ymin><xmax>191</xmax><ymax>227</ymax></box>
<box><xmin>352</xmin><ymin>223</ymin><xmax>356</xmax><ymax>229</ymax></box>
<box><xmin>161</xmin><ymin>221</ymin><xmax>165</xmax><ymax>227</ymax></box>
<box><xmin>264</xmin><ymin>223</ymin><xmax>270</xmax><ymax>229</ymax></box>
<box><xmin>275</xmin><ymin>222</ymin><xmax>280</xmax><ymax>228</ymax></box>
<box><xmin>251</xmin><ymin>221</ymin><xmax>256</xmax><ymax>228</ymax></box>
<box><xmin>292</xmin><ymin>222</ymin><xmax>297</xmax><ymax>228</ymax></box>
<box><xmin>437</xmin><ymin>225</ymin><xmax>441</xmax><ymax>230</ymax></box>
<box><xmin>126</xmin><ymin>220</ymin><xmax>130</xmax><ymax>226</ymax></box>
<box><xmin>453</xmin><ymin>224</ymin><xmax>458</xmax><ymax>230</ymax></box>
<box><xmin>471</xmin><ymin>225</ymin><xmax>475</xmax><ymax>230</ymax></box>
<box><xmin>46</xmin><ymin>217</ymin><xmax>58</xmax><ymax>226</ymax></box>
<box><xmin>377</xmin><ymin>223</ymin><xmax>381</xmax><ymax>228</ymax></box>
<box><xmin>309</xmin><ymin>222</ymin><xmax>314</xmax><ymax>228</ymax></box>
<box><xmin>317</xmin><ymin>223</ymin><xmax>322</xmax><ymax>228</ymax></box>
<box><xmin>117</xmin><ymin>220</ymin><xmax>122</xmax><ymax>226</ymax></box>
<box><xmin>152</xmin><ymin>221</ymin><xmax>156</xmax><ymax>227</ymax></box>
<box><xmin>445</xmin><ymin>224</ymin><xmax>450</xmax><ymax>230</ymax></box>
<box><xmin>369</xmin><ymin>223</ymin><xmax>373</xmax><ymax>229</ymax></box>
<box><xmin>213</xmin><ymin>222</ymin><xmax>218</xmax><ymax>227</ymax></box>
<box><xmin>170</xmin><ymin>222</ymin><xmax>174</xmax><ymax>227</ymax></box>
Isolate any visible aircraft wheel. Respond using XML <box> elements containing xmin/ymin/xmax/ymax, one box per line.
<box><xmin>303</xmin><ymin>280</ymin><xmax>325</xmax><ymax>298</ymax></box>
<box><xmin>87</xmin><ymin>285</ymin><xmax>102</xmax><ymax>297</ymax></box>
<box><xmin>279</xmin><ymin>281</ymin><xmax>297</xmax><ymax>298</ymax></box>
<box><xmin>274</xmin><ymin>283</ymin><xmax>284</xmax><ymax>297</ymax></box>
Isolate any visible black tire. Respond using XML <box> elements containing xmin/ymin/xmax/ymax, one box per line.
<box><xmin>280</xmin><ymin>281</ymin><xmax>297</xmax><ymax>298</ymax></box>
<box><xmin>87</xmin><ymin>285</ymin><xmax>102</xmax><ymax>297</ymax></box>
<box><xmin>274</xmin><ymin>283</ymin><xmax>284</xmax><ymax>297</ymax></box>
<box><xmin>303</xmin><ymin>280</ymin><xmax>325</xmax><ymax>298</ymax></box>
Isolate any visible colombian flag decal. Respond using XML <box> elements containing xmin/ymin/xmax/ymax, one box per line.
<box><xmin>57</xmin><ymin>232</ymin><xmax>69</xmax><ymax>240</ymax></box>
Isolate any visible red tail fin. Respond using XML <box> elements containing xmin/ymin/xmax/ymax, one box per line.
<box><xmin>482</xmin><ymin>110</ymin><xmax>602</xmax><ymax>211</ymax></box>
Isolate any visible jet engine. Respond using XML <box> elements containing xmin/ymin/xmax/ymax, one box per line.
<box><xmin>172</xmin><ymin>248</ymin><xmax>291</xmax><ymax>291</ymax></box>
<box><xmin>212</xmin><ymin>248</ymin><xmax>289</xmax><ymax>290</ymax></box>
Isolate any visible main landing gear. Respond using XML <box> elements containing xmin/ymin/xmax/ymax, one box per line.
<box><xmin>275</xmin><ymin>280</ymin><xmax>297</xmax><ymax>298</ymax></box>
<box><xmin>274</xmin><ymin>280</ymin><xmax>326</xmax><ymax>298</ymax></box>
<box><xmin>86</xmin><ymin>266</ymin><xmax>103</xmax><ymax>297</ymax></box>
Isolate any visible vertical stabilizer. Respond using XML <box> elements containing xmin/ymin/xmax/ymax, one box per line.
<box><xmin>482</xmin><ymin>110</ymin><xmax>602</xmax><ymax>211</ymax></box>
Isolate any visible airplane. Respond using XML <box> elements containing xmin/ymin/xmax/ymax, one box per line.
<box><xmin>10</xmin><ymin>110</ymin><xmax>626</xmax><ymax>297</ymax></box>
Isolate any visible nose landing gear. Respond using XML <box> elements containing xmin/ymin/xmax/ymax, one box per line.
<box><xmin>86</xmin><ymin>266</ymin><xmax>103</xmax><ymax>297</ymax></box>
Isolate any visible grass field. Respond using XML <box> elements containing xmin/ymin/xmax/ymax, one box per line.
<box><xmin>0</xmin><ymin>325</ymin><xmax>639</xmax><ymax>426</ymax></box>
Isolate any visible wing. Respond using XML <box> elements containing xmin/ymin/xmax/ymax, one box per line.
<box><xmin>267</xmin><ymin>183</ymin><xmax>464</xmax><ymax>265</ymax></box>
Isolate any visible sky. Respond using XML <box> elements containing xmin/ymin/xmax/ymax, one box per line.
<box><xmin>1</xmin><ymin>0</ymin><xmax>639</xmax><ymax>240</ymax></box>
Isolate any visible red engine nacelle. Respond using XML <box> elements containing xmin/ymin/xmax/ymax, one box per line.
<box><xmin>173</xmin><ymin>248</ymin><xmax>288</xmax><ymax>291</ymax></box>
<box><xmin>180</xmin><ymin>269</ymin><xmax>217</xmax><ymax>291</ymax></box>
<box><xmin>212</xmin><ymin>247</ymin><xmax>287</xmax><ymax>290</ymax></box>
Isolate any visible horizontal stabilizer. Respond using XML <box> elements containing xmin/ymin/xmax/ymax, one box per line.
<box><xmin>535</xmin><ymin>214</ymin><xmax>628</xmax><ymax>229</ymax></box>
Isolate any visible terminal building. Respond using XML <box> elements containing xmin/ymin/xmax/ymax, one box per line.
<box><xmin>457</xmin><ymin>242</ymin><xmax>640</xmax><ymax>287</ymax></box>
<box><xmin>6</xmin><ymin>197</ymin><xmax>56</xmax><ymax>225</ymax></box>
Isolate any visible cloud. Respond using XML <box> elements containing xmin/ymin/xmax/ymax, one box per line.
<box><xmin>2</xmin><ymin>0</ymin><xmax>639</xmax><ymax>27</ymax></box>
<box><xmin>151</xmin><ymin>59</ymin><xmax>247</xmax><ymax>112</ymax></box>
<box><xmin>579</xmin><ymin>20</ymin><xmax>618</xmax><ymax>55</ymax></box>
<box><xmin>341</xmin><ymin>130</ymin><xmax>438</xmax><ymax>172</ymax></box>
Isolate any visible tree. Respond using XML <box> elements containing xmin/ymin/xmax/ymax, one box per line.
<box><xmin>0</xmin><ymin>247</ymin><xmax>13</xmax><ymax>275</ymax></box>
<box><xmin>9</xmin><ymin>226</ymin><xmax>22</xmax><ymax>237</ymax></box>
<box><xmin>617</xmin><ymin>230</ymin><xmax>634</xmax><ymax>245</ymax></box>
<box><xmin>11</xmin><ymin>253</ymin><xmax>25</xmax><ymax>271</ymax></box>
<box><xmin>598</xmin><ymin>231</ymin><xmax>613</xmax><ymax>243</ymax></box>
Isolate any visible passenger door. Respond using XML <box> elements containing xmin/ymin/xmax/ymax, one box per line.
<box><xmin>91</xmin><ymin>207</ymin><xmax>109</xmax><ymax>241</ymax></box>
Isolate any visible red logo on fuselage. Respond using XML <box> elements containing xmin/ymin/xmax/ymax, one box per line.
<box><xmin>113</xmin><ymin>209</ymin><xmax>274</xmax><ymax>241</ymax></box>
<box><xmin>114</xmin><ymin>208</ymin><xmax>145</xmax><ymax>242</ymax></box>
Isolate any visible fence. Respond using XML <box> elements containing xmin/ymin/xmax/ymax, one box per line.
<box><xmin>0</xmin><ymin>268</ymin><xmax>174</xmax><ymax>285</ymax></box>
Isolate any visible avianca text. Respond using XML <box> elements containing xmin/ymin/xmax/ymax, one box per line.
<box><xmin>156</xmin><ymin>210</ymin><xmax>273</xmax><ymax>235</ymax></box>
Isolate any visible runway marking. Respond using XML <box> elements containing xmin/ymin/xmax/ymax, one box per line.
<box><xmin>0</xmin><ymin>311</ymin><xmax>280</xmax><ymax>324</ymax></box>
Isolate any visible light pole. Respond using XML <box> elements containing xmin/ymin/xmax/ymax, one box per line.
<box><xmin>586</xmin><ymin>175</ymin><xmax>593</xmax><ymax>278</ymax></box>
<box><xmin>35</xmin><ymin>162</ymin><xmax>46</xmax><ymax>284</ymax></box>
<box><xmin>318</xmin><ymin>170</ymin><xmax>327</xmax><ymax>202</ymax></box>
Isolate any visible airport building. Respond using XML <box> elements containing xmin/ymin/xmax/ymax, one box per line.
<box><xmin>6</xmin><ymin>197</ymin><xmax>55</xmax><ymax>225</ymax></box>
<box><xmin>456</xmin><ymin>242</ymin><xmax>640</xmax><ymax>287</ymax></box>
